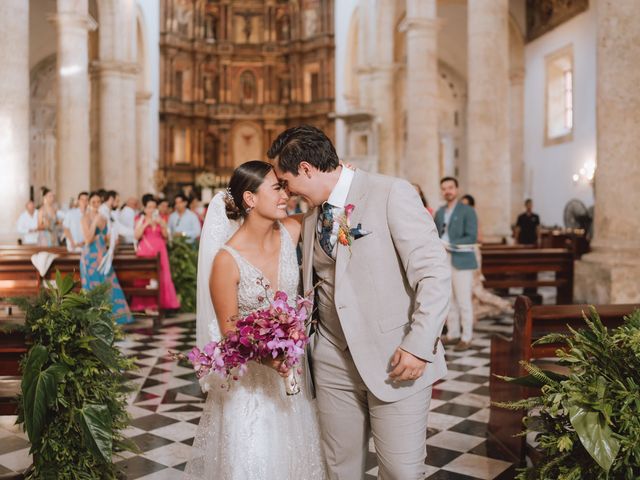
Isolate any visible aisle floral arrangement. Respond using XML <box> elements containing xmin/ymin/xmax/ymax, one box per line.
<box><xmin>12</xmin><ymin>272</ymin><xmax>136</xmax><ymax>479</ymax></box>
<box><xmin>496</xmin><ymin>308</ymin><xmax>640</xmax><ymax>480</ymax></box>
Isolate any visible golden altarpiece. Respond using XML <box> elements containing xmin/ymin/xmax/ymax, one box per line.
<box><xmin>159</xmin><ymin>0</ymin><xmax>335</xmax><ymax>191</ymax></box>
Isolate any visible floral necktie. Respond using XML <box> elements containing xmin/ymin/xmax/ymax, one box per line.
<box><xmin>317</xmin><ymin>202</ymin><xmax>335</xmax><ymax>258</ymax></box>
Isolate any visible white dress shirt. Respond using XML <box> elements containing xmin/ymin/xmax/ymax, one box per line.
<box><xmin>117</xmin><ymin>206</ymin><xmax>137</xmax><ymax>244</ymax></box>
<box><xmin>327</xmin><ymin>166</ymin><xmax>355</xmax><ymax>208</ymax></box>
<box><xmin>169</xmin><ymin>209</ymin><xmax>202</xmax><ymax>242</ymax></box>
<box><xmin>16</xmin><ymin>209</ymin><xmax>39</xmax><ymax>245</ymax></box>
<box><xmin>62</xmin><ymin>208</ymin><xmax>86</xmax><ymax>249</ymax></box>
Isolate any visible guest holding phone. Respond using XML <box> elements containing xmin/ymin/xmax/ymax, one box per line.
<box><xmin>130</xmin><ymin>196</ymin><xmax>180</xmax><ymax>313</ymax></box>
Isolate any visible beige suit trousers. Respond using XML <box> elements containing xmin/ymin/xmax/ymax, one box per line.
<box><xmin>312</xmin><ymin>334</ymin><xmax>432</xmax><ymax>480</ymax></box>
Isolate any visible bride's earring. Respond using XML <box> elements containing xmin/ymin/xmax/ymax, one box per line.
<box><xmin>245</xmin><ymin>206</ymin><xmax>253</xmax><ymax>214</ymax></box>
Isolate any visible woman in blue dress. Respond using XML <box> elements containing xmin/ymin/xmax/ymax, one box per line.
<box><xmin>80</xmin><ymin>192</ymin><xmax>133</xmax><ymax>324</ymax></box>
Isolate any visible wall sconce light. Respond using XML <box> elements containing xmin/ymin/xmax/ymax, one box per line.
<box><xmin>572</xmin><ymin>159</ymin><xmax>596</xmax><ymax>185</ymax></box>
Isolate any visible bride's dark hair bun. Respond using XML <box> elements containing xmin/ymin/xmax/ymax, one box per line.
<box><xmin>225</xmin><ymin>160</ymin><xmax>273</xmax><ymax>220</ymax></box>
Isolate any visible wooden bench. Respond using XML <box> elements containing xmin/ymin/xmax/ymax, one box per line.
<box><xmin>0</xmin><ymin>253</ymin><xmax>164</xmax><ymax>327</ymax></box>
<box><xmin>480</xmin><ymin>243</ymin><xmax>536</xmax><ymax>251</ymax></box>
<box><xmin>488</xmin><ymin>295</ymin><xmax>639</xmax><ymax>462</ymax></box>
<box><xmin>0</xmin><ymin>327</ymin><xmax>27</xmax><ymax>415</ymax></box>
<box><xmin>540</xmin><ymin>228</ymin><xmax>590</xmax><ymax>259</ymax></box>
<box><xmin>480</xmin><ymin>248</ymin><xmax>574</xmax><ymax>304</ymax></box>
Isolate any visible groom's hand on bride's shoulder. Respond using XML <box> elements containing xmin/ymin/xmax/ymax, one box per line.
<box><xmin>388</xmin><ymin>348</ymin><xmax>427</xmax><ymax>383</ymax></box>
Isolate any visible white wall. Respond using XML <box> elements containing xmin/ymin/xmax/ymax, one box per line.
<box><xmin>136</xmin><ymin>0</ymin><xmax>160</xmax><ymax>192</ymax></box>
<box><xmin>523</xmin><ymin>7</ymin><xmax>596</xmax><ymax>227</ymax></box>
<box><xmin>333</xmin><ymin>0</ymin><xmax>359</xmax><ymax>160</ymax></box>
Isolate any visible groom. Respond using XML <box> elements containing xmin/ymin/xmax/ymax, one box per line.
<box><xmin>268</xmin><ymin>125</ymin><xmax>451</xmax><ymax>479</ymax></box>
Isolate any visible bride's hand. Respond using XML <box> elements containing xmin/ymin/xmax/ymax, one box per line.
<box><xmin>263</xmin><ymin>357</ymin><xmax>290</xmax><ymax>377</ymax></box>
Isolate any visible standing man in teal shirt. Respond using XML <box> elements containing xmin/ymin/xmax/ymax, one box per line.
<box><xmin>434</xmin><ymin>177</ymin><xmax>478</xmax><ymax>351</ymax></box>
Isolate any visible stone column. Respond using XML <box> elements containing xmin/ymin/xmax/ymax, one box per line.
<box><xmin>403</xmin><ymin>0</ymin><xmax>440</xmax><ymax>202</ymax></box>
<box><xmin>94</xmin><ymin>61</ymin><xmax>138</xmax><ymax>198</ymax></box>
<box><xmin>136</xmin><ymin>92</ymin><xmax>152</xmax><ymax>195</ymax></box>
<box><xmin>467</xmin><ymin>0</ymin><xmax>511</xmax><ymax>241</ymax></box>
<box><xmin>51</xmin><ymin>0</ymin><xmax>95</xmax><ymax>206</ymax></box>
<box><xmin>369</xmin><ymin>0</ymin><xmax>397</xmax><ymax>176</ymax></box>
<box><xmin>574</xmin><ymin>0</ymin><xmax>640</xmax><ymax>303</ymax></box>
<box><xmin>120</xmin><ymin>68</ymin><xmax>138</xmax><ymax>197</ymax></box>
<box><xmin>0</xmin><ymin>0</ymin><xmax>30</xmax><ymax>242</ymax></box>
<box><xmin>356</xmin><ymin>0</ymin><xmax>374</xmax><ymax>109</ymax></box>
<box><xmin>510</xmin><ymin>68</ymin><xmax>525</xmax><ymax>223</ymax></box>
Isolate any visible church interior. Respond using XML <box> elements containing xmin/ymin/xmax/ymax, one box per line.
<box><xmin>0</xmin><ymin>0</ymin><xmax>639</xmax><ymax>479</ymax></box>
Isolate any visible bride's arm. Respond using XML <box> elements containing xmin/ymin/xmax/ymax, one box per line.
<box><xmin>209</xmin><ymin>250</ymin><xmax>240</xmax><ymax>336</ymax></box>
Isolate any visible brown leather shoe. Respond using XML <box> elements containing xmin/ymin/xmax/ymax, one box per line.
<box><xmin>441</xmin><ymin>336</ymin><xmax>460</xmax><ymax>346</ymax></box>
<box><xmin>454</xmin><ymin>340</ymin><xmax>472</xmax><ymax>352</ymax></box>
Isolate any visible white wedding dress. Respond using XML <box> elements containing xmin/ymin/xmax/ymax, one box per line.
<box><xmin>185</xmin><ymin>223</ymin><xmax>326</xmax><ymax>479</ymax></box>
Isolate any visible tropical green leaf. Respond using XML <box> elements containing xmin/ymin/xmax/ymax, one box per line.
<box><xmin>114</xmin><ymin>436</ymin><xmax>141</xmax><ymax>455</ymax></box>
<box><xmin>89</xmin><ymin>338</ymin><xmax>118</xmax><ymax>369</ymax></box>
<box><xmin>569</xmin><ymin>405</ymin><xmax>620</xmax><ymax>472</ymax></box>
<box><xmin>533</xmin><ymin>332</ymin><xmax>568</xmax><ymax>345</ymax></box>
<box><xmin>494</xmin><ymin>368</ymin><xmax>566</xmax><ymax>388</ymax></box>
<box><xmin>22</xmin><ymin>345</ymin><xmax>68</xmax><ymax>445</ymax></box>
<box><xmin>76</xmin><ymin>404</ymin><xmax>113</xmax><ymax>463</ymax></box>
<box><xmin>61</xmin><ymin>292</ymin><xmax>89</xmax><ymax>309</ymax></box>
<box><xmin>58</xmin><ymin>272</ymin><xmax>75</xmax><ymax>296</ymax></box>
<box><xmin>88</xmin><ymin>320</ymin><xmax>115</xmax><ymax>345</ymax></box>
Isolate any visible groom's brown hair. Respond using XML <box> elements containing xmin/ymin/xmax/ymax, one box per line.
<box><xmin>267</xmin><ymin>125</ymin><xmax>339</xmax><ymax>175</ymax></box>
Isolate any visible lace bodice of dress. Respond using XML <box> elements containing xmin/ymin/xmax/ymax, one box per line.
<box><xmin>220</xmin><ymin>222</ymin><xmax>299</xmax><ymax>316</ymax></box>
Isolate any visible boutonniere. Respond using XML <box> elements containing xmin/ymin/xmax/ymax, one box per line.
<box><xmin>337</xmin><ymin>204</ymin><xmax>370</xmax><ymax>250</ymax></box>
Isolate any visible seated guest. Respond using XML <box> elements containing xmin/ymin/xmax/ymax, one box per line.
<box><xmin>37</xmin><ymin>187</ymin><xmax>60</xmax><ymax>246</ymax></box>
<box><xmin>189</xmin><ymin>196</ymin><xmax>205</xmax><ymax>225</ymax></box>
<box><xmin>168</xmin><ymin>193</ymin><xmax>201</xmax><ymax>242</ymax></box>
<box><xmin>461</xmin><ymin>195</ymin><xmax>513</xmax><ymax>321</ymax></box>
<box><xmin>63</xmin><ymin>192</ymin><xmax>89</xmax><ymax>252</ymax></box>
<box><xmin>117</xmin><ymin>197</ymin><xmax>139</xmax><ymax>244</ymax></box>
<box><xmin>16</xmin><ymin>200</ymin><xmax>39</xmax><ymax>245</ymax></box>
<box><xmin>130</xmin><ymin>196</ymin><xmax>180</xmax><ymax>313</ymax></box>
<box><xmin>157</xmin><ymin>198</ymin><xmax>170</xmax><ymax>223</ymax></box>
<box><xmin>80</xmin><ymin>192</ymin><xmax>133</xmax><ymax>324</ymax></box>
<box><xmin>514</xmin><ymin>198</ymin><xmax>541</xmax><ymax>245</ymax></box>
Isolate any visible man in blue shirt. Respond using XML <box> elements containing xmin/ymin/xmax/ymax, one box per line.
<box><xmin>168</xmin><ymin>194</ymin><xmax>202</xmax><ymax>242</ymax></box>
<box><xmin>434</xmin><ymin>177</ymin><xmax>478</xmax><ymax>351</ymax></box>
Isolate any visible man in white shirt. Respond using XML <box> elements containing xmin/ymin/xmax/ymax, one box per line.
<box><xmin>168</xmin><ymin>194</ymin><xmax>201</xmax><ymax>242</ymax></box>
<box><xmin>16</xmin><ymin>200</ymin><xmax>39</xmax><ymax>245</ymax></box>
<box><xmin>63</xmin><ymin>192</ymin><xmax>89</xmax><ymax>252</ymax></box>
<box><xmin>117</xmin><ymin>197</ymin><xmax>139</xmax><ymax>244</ymax></box>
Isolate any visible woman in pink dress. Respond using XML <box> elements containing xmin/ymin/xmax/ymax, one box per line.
<box><xmin>130</xmin><ymin>196</ymin><xmax>180</xmax><ymax>312</ymax></box>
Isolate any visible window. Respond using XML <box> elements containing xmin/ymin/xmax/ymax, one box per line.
<box><xmin>303</xmin><ymin>64</ymin><xmax>320</xmax><ymax>103</ymax></box>
<box><xmin>175</xmin><ymin>71</ymin><xmax>183</xmax><ymax>100</ymax></box>
<box><xmin>545</xmin><ymin>45</ymin><xmax>574</xmax><ymax>145</ymax></box>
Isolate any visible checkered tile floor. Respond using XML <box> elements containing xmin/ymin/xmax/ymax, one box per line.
<box><xmin>0</xmin><ymin>314</ymin><xmax>520</xmax><ymax>479</ymax></box>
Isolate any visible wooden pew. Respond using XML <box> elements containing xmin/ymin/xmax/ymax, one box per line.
<box><xmin>0</xmin><ymin>253</ymin><xmax>164</xmax><ymax>327</ymax></box>
<box><xmin>480</xmin><ymin>243</ymin><xmax>536</xmax><ymax>251</ymax></box>
<box><xmin>488</xmin><ymin>296</ymin><xmax>639</xmax><ymax>462</ymax></box>
<box><xmin>481</xmin><ymin>248</ymin><xmax>574</xmax><ymax>304</ymax></box>
<box><xmin>0</xmin><ymin>327</ymin><xmax>27</xmax><ymax>416</ymax></box>
<box><xmin>540</xmin><ymin>228</ymin><xmax>590</xmax><ymax>259</ymax></box>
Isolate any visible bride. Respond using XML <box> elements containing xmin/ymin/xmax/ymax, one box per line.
<box><xmin>186</xmin><ymin>161</ymin><xmax>326</xmax><ymax>479</ymax></box>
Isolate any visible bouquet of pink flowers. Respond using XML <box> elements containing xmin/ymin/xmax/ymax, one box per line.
<box><xmin>183</xmin><ymin>290</ymin><xmax>312</xmax><ymax>394</ymax></box>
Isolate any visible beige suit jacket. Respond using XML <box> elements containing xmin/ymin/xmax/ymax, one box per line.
<box><xmin>302</xmin><ymin>170</ymin><xmax>450</xmax><ymax>403</ymax></box>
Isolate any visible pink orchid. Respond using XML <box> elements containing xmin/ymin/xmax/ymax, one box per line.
<box><xmin>180</xmin><ymin>286</ymin><xmax>312</xmax><ymax>389</ymax></box>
